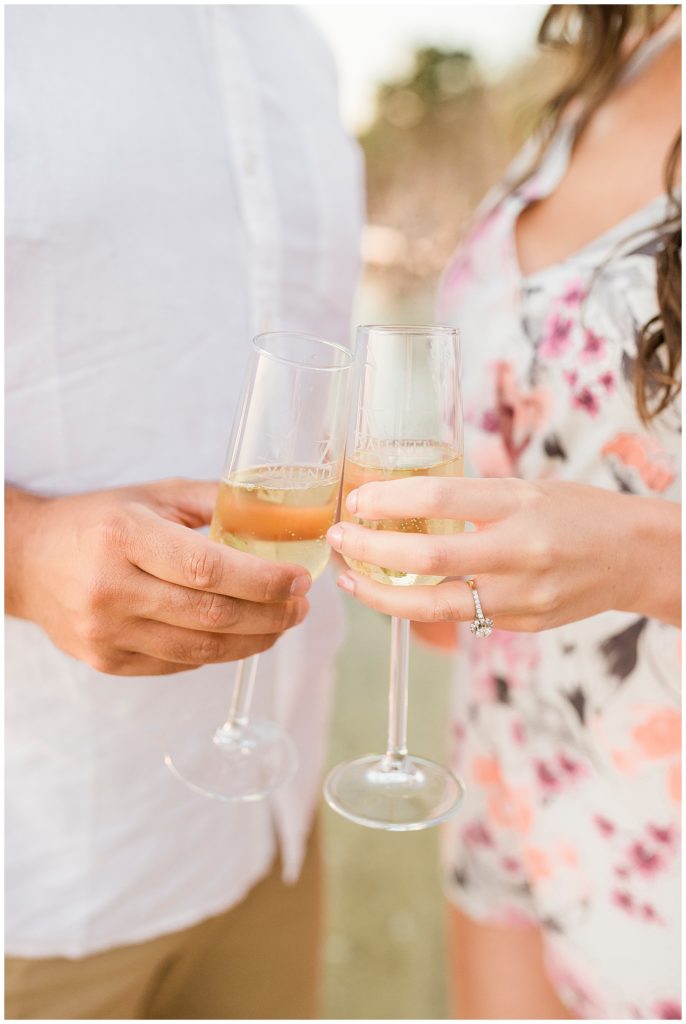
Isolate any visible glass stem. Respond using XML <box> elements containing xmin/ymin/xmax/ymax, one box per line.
<box><xmin>217</xmin><ymin>655</ymin><xmax>259</xmax><ymax>738</ymax></box>
<box><xmin>383</xmin><ymin>616</ymin><xmax>410</xmax><ymax>769</ymax></box>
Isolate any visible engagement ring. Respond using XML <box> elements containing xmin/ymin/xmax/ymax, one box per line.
<box><xmin>466</xmin><ymin>578</ymin><xmax>494</xmax><ymax>638</ymax></box>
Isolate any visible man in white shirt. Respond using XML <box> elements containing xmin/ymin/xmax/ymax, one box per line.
<box><xmin>5</xmin><ymin>6</ymin><xmax>362</xmax><ymax>1018</ymax></box>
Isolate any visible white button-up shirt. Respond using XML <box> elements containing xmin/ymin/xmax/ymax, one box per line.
<box><xmin>5</xmin><ymin>5</ymin><xmax>362</xmax><ymax>957</ymax></box>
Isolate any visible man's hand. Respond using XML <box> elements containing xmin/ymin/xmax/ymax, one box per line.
<box><xmin>5</xmin><ymin>479</ymin><xmax>311</xmax><ymax>676</ymax></box>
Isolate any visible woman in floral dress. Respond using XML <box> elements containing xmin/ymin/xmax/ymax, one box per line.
<box><xmin>327</xmin><ymin>6</ymin><xmax>681</xmax><ymax>1019</ymax></box>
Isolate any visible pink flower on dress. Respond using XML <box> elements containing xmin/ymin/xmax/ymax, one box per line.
<box><xmin>523</xmin><ymin>845</ymin><xmax>552</xmax><ymax>880</ymax></box>
<box><xmin>594</xmin><ymin>815</ymin><xmax>616</xmax><ymax>837</ymax></box>
<box><xmin>540</xmin><ymin>315</ymin><xmax>573</xmax><ymax>358</ymax></box>
<box><xmin>512</xmin><ymin>720</ymin><xmax>526</xmax><ymax>745</ymax></box>
<box><xmin>646</xmin><ymin>824</ymin><xmax>676</xmax><ymax>846</ymax></box>
<box><xmin>580</xmin><ymin>329</ymin><xmax>606</xmax><ymax>361</ymax></box>
<box><xmin>628</xmin><ymin>841</ymin><xmax>663</xmax><ymax>875</ymax></box>
<box><xmin>641</xmin><ymin>903</ymin><xmax>661</xmax><ymax>923</ymax></box>
<box><xmin>557</xmin><ymin>753</ymin><xmax>587</xmax><ymax>779</ymax></box>
<box><xmin>572</xmin><ymin>387</ymin><xmax>600</xmax><ymax>416</ymax></box>
<box><xmin>502</xmin><ymin>856</ymin><xmax>521</xmax><ymax>873</ymax></box>
<box><xmin>655</xmin><ymin>1002</ymin><xmax>682</xmax><ymax>1020</ymax></box>
<box><xmin>602</xmin><ymin>433</ymin><xmax>676</xmax><ymax>493</ymax></box>
<box><xmin>556</xmin><ymin>842</ymin><xmax>579</xmax><ymax>867</ymax></box>
<box><xmin>611</xmin><ymin>747</ymin><xmax>641</xmax><ymax>775</ymax></box>
<box><xmin>612</xmin><ymin>889</ymin><xmax>634</xmax><ymax>912</ymax></box>
<box><xmin>668</xmin><ymin>759</ymin><xmax>681</xmax><ymax>804</ymax></box>
<box><xmin>472</xmin><ymin>755</ymin><xmax>502</xmax><ymax>786</ymax></box>
<box><xmin>536</xmin><ymin>761</ymin><xmax>559</xmax><ymax>792</ymax></box>
<box><xmin>598</xmin><ymin>370</ymin><xmax>615</xmax><ymax>393</ymax></box>
<box><xmin>562</xmin><ymin>279</ymin><xmax>587</xmax><ymax>305</ymax></box>
<box><xmin>483</xmin><ymin>627</ymin><xmax>541</xmax><ymax>679</ymax></box>
<box><xmin>452</xmin><ymin>721</ymin><xmax>467</xmax><ymax>742</ymax></box>
<box><xmin>632</xmin><ymin>708</ymin><xmax>681</xmax><ymax>758</ymax></box>
<box><xmin>488</xmin><ymin>785</ymin><xmax>534</xmax><ymax>835</ymax></box>
<box><xmin>563</xmin><ymin>369</ymin><xmax>579</xmax><ymax>388</ymax></box>
<box><xmin>475</xmin><ymin>749</ymin><xmax>540</xmax><ymax>835</ymax></box>
<box><xmin>480</xmin><ymin>409</ymin><xmax>500</xmax><ymax>433</ymax></box>
<box><xmin>486</xmin><ymin>361</ymin><xmax>553</xmax><ymax>472</ymax></box>
<box><xmin>462</xmin><ymin>821</ymin><xmax>493</xmax><ymax>846</ymax></box>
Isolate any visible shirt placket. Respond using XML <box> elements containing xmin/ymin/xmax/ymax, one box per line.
<box><xmin>205</xmin><ymin>9</ymin><xmax>285</xmax><ymax>736</ymax></box>
<box><xmin>206</xmin><ymin>7</ymin><xmax>282</xmax><ymax>336</ymax></box>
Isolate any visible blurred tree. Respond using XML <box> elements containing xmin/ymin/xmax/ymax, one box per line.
<box><xmin>359</xmin><ymin>44</ymin><xmax>564</xmax><ymax>296</ymax></box>
<box><xmin>378</xmin><ymin>47</ymin><xmax>479</xmax><ymax>113</ymax></box>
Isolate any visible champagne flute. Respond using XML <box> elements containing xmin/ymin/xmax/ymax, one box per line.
<box><xmin>324</xmin><ymin>325</ymin><xmax>465</xmax><ymax>830</ymax></box>
<box><xmin>165</xmin><ymin>331</ymin><xmax>354</xmax><ymax>802</ymax></box>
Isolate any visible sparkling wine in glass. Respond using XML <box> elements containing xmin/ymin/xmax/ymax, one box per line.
<box><xmin>324</xmin><ymin>325</ymin><xmax>466</xmax><ymax>830</ymax></box>
<box><xmin>165</xmin><ymin>331</ymin><xmax>353</xmax><ymax>802</ymax></box>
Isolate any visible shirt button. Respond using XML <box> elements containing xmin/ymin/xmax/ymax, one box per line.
<box><xmin>244</xmin><ymin>151</ymin><xmax>258</xmax><ymax>175</ymax></box>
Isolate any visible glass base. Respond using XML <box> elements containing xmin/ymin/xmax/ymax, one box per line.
<box><xmin>165</xmin><ymin>719</ymin><xmax>298</xmax><ymax>802</ymax></box>
<box><xmin>324</xmin><ymin>754</ymin><xmax>465</xmax><ymax>831</ymax></box>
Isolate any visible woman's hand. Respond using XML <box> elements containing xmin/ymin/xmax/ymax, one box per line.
<box><xmin>326</xmin><ymin>477</ymin><xmax>681</xmax><ymax>631</ymax></box>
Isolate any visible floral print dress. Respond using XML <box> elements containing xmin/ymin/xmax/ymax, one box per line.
<box><xmin>437</xmin><ymin>27</ymin><xmax>681</xmax><ymax>1022</ymax></box>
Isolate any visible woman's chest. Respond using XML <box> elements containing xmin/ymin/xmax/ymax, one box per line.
<box><xmin>439</xmin><ymin>204</ymin><xmax>680</xmax><ymax>499</ymax></box>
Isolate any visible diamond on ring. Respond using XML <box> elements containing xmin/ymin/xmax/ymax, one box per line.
<box><xmin>466</xmin><ymin>578</ymin><xmax>493</xmax><ymax>639</ymax></box>
<box><xmin>469</xmin><ymin>616</ymin><xmax>494</xmax><ymax>638</ymax></box>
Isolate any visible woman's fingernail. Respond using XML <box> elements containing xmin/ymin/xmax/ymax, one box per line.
<box><xmin>337</xmin><ymin>573</ymin><xmax>356</xmax><ymax>595</ymax></box>
<box><xmin>346</xmin><ymin>490</ymin><xmax>358</xmax><ymax>514</ymax></box>
<box><xmin>327</xmin><ymin>524</ymin><xmax>344</xmax><ymax>550</ymax></box>
<box><xmin>290</xmin><ymin>574</ymin><xmax>311</xmax><ymax>597</ymax></box>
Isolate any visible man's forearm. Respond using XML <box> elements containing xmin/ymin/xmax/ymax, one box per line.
<box><xmin>5</xmin><ymin>485</ymin><xmax>49</xmax><ymax>619</ymax></box>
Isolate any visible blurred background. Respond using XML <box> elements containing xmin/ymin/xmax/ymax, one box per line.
<box><xmin>299</xmin><ymin>5</ymin><xmax>561</xmax><ymax>1018</ymax></box>
<box><xmin>308</xmin><ymin>3</ymin><xmax>564</xmax><ymax>327</ymax></box>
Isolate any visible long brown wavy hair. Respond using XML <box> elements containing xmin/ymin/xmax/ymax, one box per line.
<box><xmin>530</xmin><ymin>5</ymin><xmax>681</xmax><ymax>422</ymax></box>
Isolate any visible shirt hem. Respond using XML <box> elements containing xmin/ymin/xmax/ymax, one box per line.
<box><xmin>5</xmin><ymin>861</ymin><xmax>277</xmax><ymax>961</ymax></box>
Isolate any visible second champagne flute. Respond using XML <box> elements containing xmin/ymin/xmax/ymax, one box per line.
<box><xmin>165</xmin><ymin>331</ymin><xmax>353</xmax><ymax>802</ymax></box>
<box><xmin>324</xmin><ymin>324</ymin><xmax>465</xmax><ymax>830</ymax></box>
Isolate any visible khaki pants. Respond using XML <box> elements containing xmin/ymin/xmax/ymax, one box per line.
<box><xmin>5</xmin><ymin>825</ymin><xmax>322</xmax><ymax>1020</ymax></box>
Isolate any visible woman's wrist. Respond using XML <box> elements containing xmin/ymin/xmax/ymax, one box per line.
<box><xmin>616</xmin><ymin>493</ymin><xmax>681</xmax><ymax>626</ymax></box>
